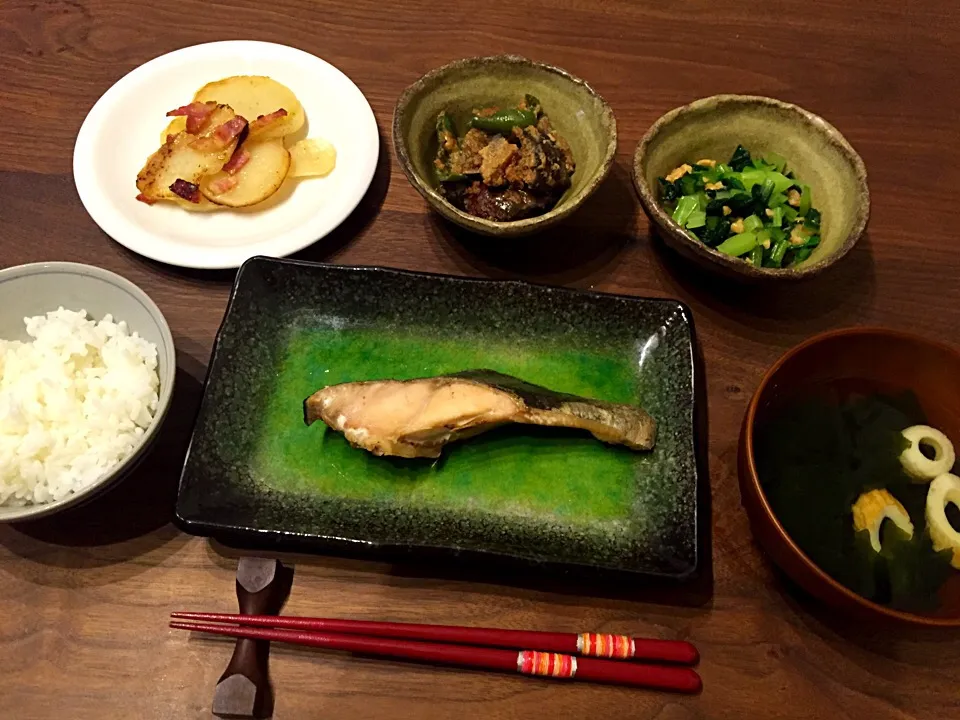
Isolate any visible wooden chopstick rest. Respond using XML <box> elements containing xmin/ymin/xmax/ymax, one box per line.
<box><xmin>212</xmin><ymin>558</ymin><xmax>294</xmax><ymax>719</ymax></box>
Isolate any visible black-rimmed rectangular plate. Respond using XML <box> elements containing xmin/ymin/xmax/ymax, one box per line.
<box><xmin>176</xmin><ymin>257</ymin><xmax>703</xmax><ymax>580</ymax></box>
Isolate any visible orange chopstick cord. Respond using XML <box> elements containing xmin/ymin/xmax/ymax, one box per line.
<box><xmin>577</xmin><ymin>633</ymin><xmax>636</xmax><ymax>659</ymax></box>
<box><xmin>517</xmin><ymin>650</ymin><xmax>577</xmax><ymax>678</ymax></box>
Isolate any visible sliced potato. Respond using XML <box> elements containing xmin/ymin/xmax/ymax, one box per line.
<box><xmin>200</xmin><ymin>139</ymin><xmax>290</xmax><ymax>207</ymax></box>
<box><xmin>137</xmin><ymin>105</ymin><xmax>240</xmax><ymax>202</ymax></box>
<box><xmin>287</xmin><ymin>138</ymin><xmax>336</xmax><ymax>178</ymax></box>
<box><xmin>194</xmin><ymin>76</ymin><xmax>304</xmax><ymax>140</ymax></box>
<box><xmin>137</xmin><ymin>133</ymin><xmax>237</xmax><ymax>202</ymax></box>
<box><xmin>161</xmin><ymin>116</ymin><xmax>187</xmax><ymax>144</ymax></box>
<box><xmin>173</xmin><ymin>196</ymin><xmax>221</xmax><ymax>212</ymax></box>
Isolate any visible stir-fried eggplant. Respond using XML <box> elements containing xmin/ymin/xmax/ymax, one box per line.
<box><xmin>433</xmin><ymin>96</ymin><xmax>575</xmax><ymax>222</ymax></box>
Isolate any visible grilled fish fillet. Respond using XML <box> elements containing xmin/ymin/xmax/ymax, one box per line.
<box><xmin>303</xmin><ymin>369</ymin><xmax>656</xmax><ymax>459</ymax></box>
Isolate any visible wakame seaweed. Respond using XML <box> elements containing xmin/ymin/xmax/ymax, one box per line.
<box><xmin>755</xmin><ymin>389</ymin><xmax>955</xmax><ymax>612</ymax></box>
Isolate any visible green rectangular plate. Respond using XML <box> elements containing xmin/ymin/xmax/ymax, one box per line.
<box><xmin>176</xmin><ymin>257</ymin><xmax>703</xmax><ymax>579</ymax></box>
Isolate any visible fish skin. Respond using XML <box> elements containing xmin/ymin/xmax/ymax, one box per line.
<box><xmin>304</xmin><ymin>369</ymin><xmax>656</xmax><ymax>459</ymax></box>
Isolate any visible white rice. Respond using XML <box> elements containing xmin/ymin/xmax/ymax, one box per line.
<box><xmin>0</xmin><ymin>308</ymin><xmax>160</xmax><ymax>506</ymax></box>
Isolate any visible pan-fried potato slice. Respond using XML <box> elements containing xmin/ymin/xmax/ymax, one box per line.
<box><xmin>161</xmin><ymin>116</ymin><xmax>187</xmax><ymax>144</ymax></box>
<box><xmin>173</xmin><ymin>196</ymin><xmax>221</xmax><ymax>212</ymax></box>
<box><xmin>287</xmin><ymin>138</ymin><xmax>337</xmax><ymax>178</ymax></box>
<box><xmin>137</xmin><ymin>105</ymin><xmax>241</xmax><ymax>202</ymax></box>
<box><xmin>137</xmin><ymin>133</ymin><xmax>237</xmax><ymax>202</ymax></box>
<box><xmin>194</xmin><ymin>76</ymin><xmax>304</xmax><ymax>140</ymax></box>
<box><xmin>200</xmin><ymin>139</ymin><xmax>290</xmax><ymax>207</ymax></box>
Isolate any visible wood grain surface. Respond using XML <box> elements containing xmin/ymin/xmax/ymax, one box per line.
<box><xmin>2</xmin><ymin>1</ymin><xmax>959</xmax><ymax>718</ymax></box>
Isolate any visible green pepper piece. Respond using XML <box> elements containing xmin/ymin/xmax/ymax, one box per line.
<box><xmin>435</xmin><ymin>112</ymin><xmax>458</xmax><ymax>157</ymax></box>
<box><xmin>749</xmin><ymin>245</ymin><xmax>764</xmax><ymax>267</ymax></box>
<box><xmin>437</xmin><ymin>111</ymin><xmax>455</xmax><ymax>137</ymax></box>
<box><xmin>469</xmin><ymin>108</ymin><xmax>537</xmax><ymax>133</ymax></box>
<box><xmin>434</xmin><ymin>112</ymin><xmax>461</xmax><ymax>181</ymax></box>
<box><xmin>436</xmin><ymin>169</ymin><xmax>467</xmax><ymax>183</ymax></box>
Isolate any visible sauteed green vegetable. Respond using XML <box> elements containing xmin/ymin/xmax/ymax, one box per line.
<box><xmin>657</xmin><ymin>144</ymin><xmax>822</xmax><ymax>268</ymax></box>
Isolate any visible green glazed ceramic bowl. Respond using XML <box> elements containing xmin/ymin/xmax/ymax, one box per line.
<box><xmin>633</xmin><ymin>95</ymin><xmax>869</xmax><ymax>281</ymax></box>
<box><xmin>393</xmin><ymin>55</ymin><xmax>617</xmax><ymax>237</ymax></box>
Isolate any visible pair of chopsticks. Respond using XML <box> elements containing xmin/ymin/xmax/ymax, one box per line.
<box><xmin>171</xmin><ymin>612</ymin><xmax>702</xmax><ymax>693</ymax></box>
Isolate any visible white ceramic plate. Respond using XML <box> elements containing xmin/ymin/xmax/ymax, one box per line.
<box><xmin>74</xmin><ymin>41</ymin><xmax>379</xmax><ymax>269</ymax></box>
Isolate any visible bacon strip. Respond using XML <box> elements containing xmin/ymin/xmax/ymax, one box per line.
<box><xmin>248</xmin><ymin>108</ymin><xmax>287</xmax><ymax>135</ymax></box>
<box><xmin>221</xmin><ymin>147</ymin><xmax>251</xmax><ymax>175</ymax></box>
<box><xmin>136</xmin><ymin>193</ymin><xmax>157</xmax><ymax>205</ymax></box>
<box><xmin>215</xmin><ymin>116</ymin><xmax>249</xmax><ymax>143</ymax></box>
<box><xmin>169</xmin><ymin>179</ymin><xmax>201</xmax><ymax>203</ymax></box>
<box><xmin>166</xmin><ymin>101</ymin><xmax>218</xmax><ymax>134</ymax></box>
<box><xmin>189</xmin><ymin>116</ymin><xmax>248</xmax><ymax>152</ymax></box>
<box><xmin>206</xmin><ymin>176</ymin><xmax>239</xmax><ymax>196</ymax></box>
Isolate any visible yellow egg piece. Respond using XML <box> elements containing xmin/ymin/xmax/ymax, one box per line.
<box><xmin>851</xmin><ymin>489</ymin><xmax>914</xmax><ymax>553</ymax></box>
<box><xmin>926</xmin><ymin>473</ymin><xmax>960</xmax><ymax>569</ymax></box>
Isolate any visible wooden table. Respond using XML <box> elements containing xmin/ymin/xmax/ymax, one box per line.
<box><xmin>2</xmin><ymin>1</ymin><xmax>959</xmax><ymax>718</ymax></box>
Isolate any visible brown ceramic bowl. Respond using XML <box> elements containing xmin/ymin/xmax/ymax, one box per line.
<box><xmin>739</xmin><ymin>328</ymin><xmax>960</xmax><ymax>626</ymax></box>
<box><xmin>633</xmin><ymin>95</ymin><xmax>869</xmax><ymax>282</ymax></box>
<box><xmin>392</xmin><ymin>55</ymin><xmax>617</xmax><ymax>237</ymax></box>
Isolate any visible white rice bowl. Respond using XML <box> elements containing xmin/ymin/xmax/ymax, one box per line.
<box><xmin>0</xmin><ymin>307</ymin><xmax>160</xmax><ymax>506</ymax></box>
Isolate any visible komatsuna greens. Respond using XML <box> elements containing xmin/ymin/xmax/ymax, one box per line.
<box><xmin>657</xmin><ymin>144</ymin><xmax>822</xmax><ymax>268</ymax></box>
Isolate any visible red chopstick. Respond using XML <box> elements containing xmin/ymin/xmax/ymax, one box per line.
<box><xmin>170</xmin><ymin>611</ymin><xmax>698</xmax><ymax>665</ymax></box>
<box><xmin>170</xmin><ymin>620</ymin><xmax>702</xmax><ymax>693</ymax></box>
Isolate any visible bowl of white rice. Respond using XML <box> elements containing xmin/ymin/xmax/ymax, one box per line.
<box><xmin>0</xmin><ymin>262</ymin><xmax>175</xmax><ymax>522</ymax></box>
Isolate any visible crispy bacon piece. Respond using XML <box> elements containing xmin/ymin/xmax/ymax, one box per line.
<box><xmin>248</xmin><ymin>108</ymin><xmax>287</xmax><ymax>135</ymax></box>
<box><xmin>216</xmin><ymin>116</ymin><xmax>248</xmax><ymax>142</ymax></box>
<box><xmin>135</xmin><ymin>193</ymin><xmax>157</xmax><ymax>205</ymax></box>
<box><xmin>190</xmin><ymin>116</ymin><xmax>248</xmax><ymax>152</ymax></box>
<box><xmin>169</xmin><ymin>179</ymin><xmax>201</xmax><ymax>203</ymax></box>
<box><xmin>166</xmin><ymin>101</ymin><xmax>218</xmax><ymax>134</ymax></box>
<box><xmin>205</xmin><ymin>175</ymin><xmax>240</xmax><ymax>196</ymax></box>
<box><xmin>221</xmin><ymin>147</ymin><xmax>251</xmax><ymax>175</ymax></box>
